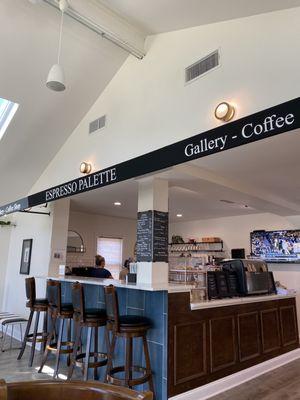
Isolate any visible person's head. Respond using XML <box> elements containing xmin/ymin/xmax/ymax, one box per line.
<box><xmin>95</xmin><ymin>255</ymin><xmax>105</xmax><ymax>268</ymax></box>
<box><xmin>124</xmin><ymin>257</ymin><xmax>134</xmax><ymax>269</ymax></box>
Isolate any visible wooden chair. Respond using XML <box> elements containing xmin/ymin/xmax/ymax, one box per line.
<box><xmin>38</xmin><ymin>279</ymin><xmax>74</xmax><ymax>378</ymax></box>
<box><xmin>17</xmin><ymin>277</ymin><xmax>48</xmax><ymax>367</ymax></box>
<box><xmin>0</xmin><ymin>379</ymin><xmax>153</xmax><ymax>400</ymax></box>
<box><xmin>67</xmin><ymin>282</ymin><xmax>108</xmax><ymax>381</ymax></box>
<box><xmin>104</xmin><ymin>285</ymin><xmax>155</xmax><ymax>397</ymax></box>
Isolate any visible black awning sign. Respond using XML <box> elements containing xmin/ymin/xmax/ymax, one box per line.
<box><xmin>1</xmin><ymin>97</ymin><xmax>299</xmax><ymax>216</ymax></box>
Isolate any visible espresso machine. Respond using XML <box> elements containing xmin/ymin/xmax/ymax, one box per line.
<box><xmin>221</xmin><ymin>259</ymin><xmax>275</xmax><ymax>296</ymax></box>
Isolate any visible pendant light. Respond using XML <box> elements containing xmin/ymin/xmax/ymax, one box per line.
<box><xmin>46</xmin><ymin>0</ymin><xmax>68</xmax><ymax>92</ymax></box>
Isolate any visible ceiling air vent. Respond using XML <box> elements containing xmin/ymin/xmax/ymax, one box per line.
<box><xmin>185</xmin><ymin>50</ymin><xmax>219</xmax><ymax>83</ymax></box>
<box><xmin>220</xmin><ymin>199</ymin><xmax>235</xmax><ymax>204</ymax></box>
<box><xmin>89</xmin><ymin>115</ymin><xmax>106</xmax><ymax>134</ymax></box>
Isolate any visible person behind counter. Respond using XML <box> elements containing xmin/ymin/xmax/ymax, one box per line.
<box><xmin>119</xmin><ymin>258</ymin><xmax>133</xmax><ymax>281</ymax></box>
<box><xmin>94</xmin><ymin>255</ymin><xmax>113</xmax><ymax>279</ymax></box>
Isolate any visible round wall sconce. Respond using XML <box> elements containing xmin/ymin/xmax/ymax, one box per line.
<box><xmin>214</xmin><ymin>102</ymin><xmax>235</xmax><ymax>122</ymax></box>
<box><xmin>80</xmin><ymin>162</ymin><xmax>92</xmax><ymax>174</ymax></box>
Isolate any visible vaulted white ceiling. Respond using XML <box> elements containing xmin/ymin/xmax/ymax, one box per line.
<box><xmin>2</xmin><ymin>0</ymin><xmax>300</xmax><ymax>210</ymax></box>
<box><xmin>0</xmin><ymin>0</ymin><xmax>128</xmax><ymax>205</ymax></box>
<box><xmin>98</xmin><ymin>0</ymin><xmax>300</xmax><ymax>34</ymax></box>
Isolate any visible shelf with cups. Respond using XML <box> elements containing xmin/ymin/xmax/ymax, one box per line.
<box><xmin>168</xmin><ymin>241</ymin><xmax>225</xmax><ymax>286</ymax></box>
<box><xmin>168</xmin><ymin>241</ymin><xmax>224</xmax><ymax>252</ymax></box>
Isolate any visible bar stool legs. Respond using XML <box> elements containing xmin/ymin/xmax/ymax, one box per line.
<box><xmin>38</xmin><ymin>313</ymin><xmax>57</xmax><ymax>373</ymax></box>
<box><xmin>106</xmin><ymin>333</ymin><xmax>155</xmax><ymax>395</ymax></box>
<box><xmin>142</xmin><ymin>336</ymin><xmax>155</xmax><ymax>394</ymax></box>
<box><xmin>39</xmin><ymin>314</ymin><xmax>74</xmax><ymax>378</ymax></box>
<box><xmin>17</xmin><ymin>310</ymin><xmax>34</xmax><ymax>361</ymax></box>
<box><xmin>94</xmin><ymin>328</ymin><xmax>98</xmax><ymax>380</ymax></box>
<box><xmin>67</xmin><ymin>322</ymin><xmax>81</xmax><ymax>380</ymax></box>
<box><xmin>68</xmin><ymin>324</ymin><xmax>108</xmax><ymax>381</ymax></box>
<box><xmin>29</xmin><ymin>310</ymin><xmax>40</xmax><ymax>367</ymax></box>
<box><xmin>42</xmin><ymin>312</ymin><xmax>48</xmax><ymax>352</ymax></box>
<box><xmin>125</xmin><ymin>337</ymin><xmax>133</xmax><ymax>387</ymax></box>
<box><xmin>17</xmin><ymin>308</ymin><xmax>48</xmax><ymax>367</ymax></box>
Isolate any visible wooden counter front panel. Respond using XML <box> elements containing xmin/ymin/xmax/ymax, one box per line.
<box><xmin>237</xmin><ymin>311</ymin><xmax>260</xmax><ymax>362</ymax></box>
<box><xmin>209</xmin><ymin>316</ymin><xmax>236</xmax><ymax>372</ymax></box>
<box><xmin>174</xmin><ymin>321</ymin><xmax>207</xmax><ymax>384</ymax></box>
<box><xmin>260</xmin><ymin>308</ymin><xmax>281</xmax><ymax>354</ymax></box>
<box><xmin>168</xmin><ymin>295</ymin><xmax>299</xmax><ymax>397</ymax></box>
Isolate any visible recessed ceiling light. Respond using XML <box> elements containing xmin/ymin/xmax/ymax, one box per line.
<box><xmin>114</xmin><ymin>202</ymin><xmax>122</xmax><ymax>206</ymax></box>
<box><xmin>176</xmin><ymin>214</ymin><xmax>183</xmax><ymax>218</ymax></box>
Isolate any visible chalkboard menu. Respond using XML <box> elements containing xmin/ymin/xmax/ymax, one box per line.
<box><xmin>136</xmin><ymin>210</ymin><xmax>169</xmax><ymax>262</ymax></box>
<box><xmin>136</xmin><ymin>211</ymin><xmax>153</xmax><ymax>262</ymax></box>
<box><xmin>153</xmin><ymin>211</ymin><xmax>168</xmax><ymax>262</ymax></box>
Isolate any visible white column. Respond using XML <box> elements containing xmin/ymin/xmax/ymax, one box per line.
<box><xmin>48</xmin><ymin>198</ymin><xmax>70</xmax><ymax>275</ymax></box>
<box><xmin>137</xmin><ymin>177</ymin><xmax>169</xmax><ymax>285</ymax></box>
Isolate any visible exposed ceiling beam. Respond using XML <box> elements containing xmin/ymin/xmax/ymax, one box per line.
<box><xmin>43</xmin><ymin>0</ymin><xmax>146</xmax><ymax>59</ymax></box>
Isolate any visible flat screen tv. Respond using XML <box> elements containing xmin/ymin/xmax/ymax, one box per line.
<box><xmin>250</xmin><ymin>229</ymin><xmax>300</xmax><ymax>263</ymax></box>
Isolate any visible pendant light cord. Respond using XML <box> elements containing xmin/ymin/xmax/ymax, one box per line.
<box><xmin>57</xmin><ymin>9</ymin><xmax>64</xmax><ymax>65</ymax></box>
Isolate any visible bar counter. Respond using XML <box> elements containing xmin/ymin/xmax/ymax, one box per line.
<box><xmin>36</xmin><ymin>274</ymin><xmax>194</xmax><ymax>293</ymax></box>
<box><xmin>36</xmin><ymin>276</ymin><xmax>299</xmax><ymax>400</ymax></box>
<box><xmin>191</xmin><ymin>293</ymin><xmax>296</xmax><ymax>310</ymax></box>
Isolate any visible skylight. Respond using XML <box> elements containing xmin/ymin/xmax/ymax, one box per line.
<box><xmin>0</xmin><ymin>97</ymin><xmax>19</xmax><ymax>141</ymax></box>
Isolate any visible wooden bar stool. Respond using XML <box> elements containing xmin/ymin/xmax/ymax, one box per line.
<box><xmin>17</xmin><ymin>277</ymin><xmax>48</xmax><ymax>367</ymax></box>
<box><xmin>67</xmin><ymin>282</ymin><xmax>108</xmax><ymax>381</ymax></box>
<box><xmin>104</xmin><ymin>285</ymin><xmax>155</xmax><ymax>397</ymax></box>
<box><xmin>38</xmin><ymin>280</ymin><xmax>74</xmax><ymax>378</ymax></box>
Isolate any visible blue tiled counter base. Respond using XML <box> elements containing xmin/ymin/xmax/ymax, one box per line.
<box><xmin>61</xmin><ymin>282</ymin><xmax>168</xmax><ymax>400</ymax></box>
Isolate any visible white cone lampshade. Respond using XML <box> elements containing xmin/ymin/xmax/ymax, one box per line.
<box><xmin>46</xmin><ymin>64</ymin><xmax>66</xmax><ymax>92</ymax></box>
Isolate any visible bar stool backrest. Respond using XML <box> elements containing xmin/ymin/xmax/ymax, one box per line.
<box><xmin>46</xmin><ymin>280</ymin><xmax>62</xmax><ymax>313</ymax></box>
<box><xmin>25</xmin><ymin>277</ymin><xmax>36</xmax><ymax>308</ymax></box>
<box><xmin>71</xmin><ymin>282</ymin><xmax>86</xmax><ymax>322</ymax></box>
<box><xmin>104</xmin><ymin>285</ymin><xmax>119</xmax><ymax>332</ymax></box>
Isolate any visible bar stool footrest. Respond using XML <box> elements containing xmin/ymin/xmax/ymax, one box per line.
<box><xmin>47</xmin><ymin>341</ymin><xmax>74</xmax><ymax>354</ymax></box>
<box><xmin>26</xmin><ymin>332</ymin><xmax>47</xmax><ymax>343</ymax></box>
<box><xmin>75</xmin><ymin>351</ymin><xmax>108</xmax><ymax>368</ymax></box>
<box><xmin>108</xmin><ymin>365</ymin><xmax>151</xmax><ymax>386</ymax></box>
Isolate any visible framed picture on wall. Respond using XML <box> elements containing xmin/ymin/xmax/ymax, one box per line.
<box><xmin>20</xmin><ymin>239</ymin><xmax>33</xmax><ymax>275</ymax></box>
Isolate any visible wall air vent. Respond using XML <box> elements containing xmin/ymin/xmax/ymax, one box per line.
<box><xmin>185</xmin><ymin>50</ymin><xmax>219</xmax><ymax>83</ymax></box>
<box><xmin>89</xmin><ymin>115</ymin><xmax>106</xmax><ymax>134</ymax></box>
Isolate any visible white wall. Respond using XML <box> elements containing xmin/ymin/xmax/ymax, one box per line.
<box><xmin>67</xmin><ymin>211</ymin><xmax>136</xmax><ymax>278</ymax></box>
<box><xmin>30</xmin><ymin>7</ymin><xmax>300</xmax><ymax>194</ymax></box>
<box><xmin>48</xmin><ymin>199</ymin><xmax>70</xmax><ymax>276</ymax></box>
<box><xmin>0</xmin><ymin>225</ymin><xmax>12</xmax><ymax>308</ymax></box>
<box><xmin>2</xmin><ymin>209</ymin><xmax>53</xmax><ymax>320</ymax></box>
<box><xmin>170</xmin><ymin>213</ymin><xmax>300</xmax><ymax>257</ymax></box>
